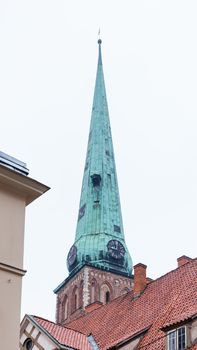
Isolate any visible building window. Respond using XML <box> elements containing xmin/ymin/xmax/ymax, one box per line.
<box><xmin>79</xmin><ymin>280</ymin><xmax>83</xmax><ymax>308</ymax></box>
<box><xmin>72</xmin><ymin>286</ymin><xmax>79</xmax><ymax>312</ymax></box>
<box><xmin>74</xmin><ymin>294</ymin><xmax>77</xmax><ymax>309</ymax></box>
<box><xmin>78</xmin><ymin>204</ymin><xmax>86</xmax><ymax>221</ymax></box>
<box><xmin>168</xmin><ymin>326</ymin><xmax>186</xmax><ymax>350</ymax></box>
<box><xmin>105</xmin><ymin>291</ymin><xmax>110</xmax><ymax>303</ymax></box>
<box><xmin>91</xmin><ymin>280</ymin><xmax>96</xmax><ymax>303</ymax></box>
<box><xmin>23</xmin><ymin>338</ymin><xmax>33</xmax><ymax>350</ymax></box>
<box><xmin>63</xmin><ymin>296</ymin><xmax>68</xmax><ymax>320</ymax></box>
<box><xmin>100</xmin><ymin>283</ymin><xmax>112</xmax><ymax>304</ymax></box>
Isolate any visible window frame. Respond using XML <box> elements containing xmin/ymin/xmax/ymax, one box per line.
<box><xmin>167</xmin><ymin>325</ymin><xmax>187</xmax><ymax>350</ymax></box>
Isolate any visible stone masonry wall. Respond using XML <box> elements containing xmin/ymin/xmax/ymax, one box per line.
<box><xmin>56</xmin><ymin>266</ymin><xmax>133</xmax><ymax>325</ymax></box>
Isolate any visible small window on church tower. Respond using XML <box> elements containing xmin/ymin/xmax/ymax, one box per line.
<box><xmin>72</xmin><ymin>286</ymin><xmax>79</xmax><ymax>312</ymax></box>
<box><xmin>106</xmin><ymin>291</ymin><xmax>110</xmax><ymax>303</ymax></box>
<box><xmin>114</xmin><ymin>225</ymin><xmax>121</xmax><ymax>233</ymax></box>
<box><xmin>63</xmin><ymin>297</ymin><xmax>68</xmax><ymax>320</ymax></box>
<box><xmin>100</xmin><ymin>283</ymin><xmax>112</xmax><ymax>304</ymax></box>
<box><xmin>74</xmin><ymin>294</ymin><xmax>77</xmax><ymax>309</ymax></box>
<box><xmin>78</xmin><ymin>204</ymin><xmax>86</xmax><ymax>221</ymax></box>
<box><xmin>91</xmin><ymin>174</ymin><xmax>101</xmax><ymax>187</ymax></box>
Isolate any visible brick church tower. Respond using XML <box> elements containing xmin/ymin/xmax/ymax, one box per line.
<box><xmin>54</xmin><ymin>39</ymin><xmax>133</xmax><ymax>324</ymax></box>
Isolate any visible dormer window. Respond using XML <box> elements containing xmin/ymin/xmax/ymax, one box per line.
<box><xmin>168</xmin><ymin>326</ymin><xmax>186</xmax><ymax>350</ymax></box>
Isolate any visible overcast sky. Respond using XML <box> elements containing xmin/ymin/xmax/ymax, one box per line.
<box><xmin>1</xmin><ymin>1</ymin><xmax>197</xmax><ymax>322</ymax></box>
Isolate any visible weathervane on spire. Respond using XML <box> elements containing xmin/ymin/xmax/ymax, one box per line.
<box><xmin>98</xmin><ymin>28</ymin><xmax>102</xmax><ymax>44</ymax></box>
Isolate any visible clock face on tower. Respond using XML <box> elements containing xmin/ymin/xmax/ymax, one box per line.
<box><xmin>67</xmin><ymin>245</ymin><xmax>77</xmax><ymax>267</ymax></box>
<box><xmin>107</xmin><ymin>239</ymin><xmax>125</xmax><ymax>259</ymax></box>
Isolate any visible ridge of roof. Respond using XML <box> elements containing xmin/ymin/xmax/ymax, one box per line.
<box><xmin>32</xmin><ymin>315</ymin><xmax>88</xmax><ymax>336</ymax></box>
<box><xmin>147</xmin><ymin>256</ymin><xmax>197</xmax><ymax>286</ymax></box>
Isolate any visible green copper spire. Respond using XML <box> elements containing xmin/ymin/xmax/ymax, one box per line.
<box><xmin>67</xmin><ymin>40</ymin><xmax>133</xmax><ymax>277</ymax></box>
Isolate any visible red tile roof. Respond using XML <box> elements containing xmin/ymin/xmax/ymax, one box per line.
<box><xmin>32</xmin><ymin>316</ymin><xmax>92</xmax><ymax>350</ymax></box>
<box><xmin>66</xmin><ymin>258</ymin><xmax>197</xmax><ymax>350</ymax></box>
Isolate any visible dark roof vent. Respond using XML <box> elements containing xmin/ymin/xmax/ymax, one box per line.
<box><xmin>0</xmin><ymin>151</ymin><xmax>29</xmax><ymax>176</ymax></box>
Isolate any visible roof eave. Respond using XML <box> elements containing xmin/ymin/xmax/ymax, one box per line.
<box><xmin>107</xmin><ymin>326</ymin><xmax>150</xmax><ymax>349</ymax></box>
<box><xmin>161</xmin><ymin>313</ymin><xmax>197</xmax><ymax>332</ymax></box>
<box><xmin>0</xmin><ymin>164</ymin><xmax>50</xmax><ymax>205</ymax></box>
<box><xmin>26</xmin><ymin>315</ymin><xmax>71</xmax><ymax>350</ymax></box>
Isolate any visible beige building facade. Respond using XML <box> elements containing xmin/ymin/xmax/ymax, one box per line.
<box><xmin>0</xmin><ymin>153</ymin><xmax>49</xmax><ymax>350</ymax></box>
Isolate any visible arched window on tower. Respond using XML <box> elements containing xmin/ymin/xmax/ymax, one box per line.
<box><xmin>62</xmin><ymin>295</ymin><xmax>68</xmax><ymax>321</ymax></box>
<box><xmin>79</xmin><ymin>280</ymin><xmax>83</xmax><ymax>308</ymax></box>
<box><xmin>105</xmin><ymin>290</ymin><xmax>110</xmax><ymax>303</ymax></box>
<box><xmin>100</xmin><ymin>283</ymin><xmax>112</xmax><ymax>304</ymax></box>
<box><xmin>56</xmin><ymin>297</ymin><xmax>61</xmax><ymax>323</ymax></box>
<box><xmin>90</xmin><ymin>278</ymin><xmax>98</xmax><ymax>303</ymax></box>
<box><xmin>74</xmin><ymin>294</ymin><xmax>77</xmax><ymax>309</ymax></box>
<box><xmin>72</xmin><ymin>286</ymin><xmax>79</xmax><ymax>312</ymax></box>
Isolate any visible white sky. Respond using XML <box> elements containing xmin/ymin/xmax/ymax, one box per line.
<box><xmin>1</xmin><ymin>1</ymin><xmax>197</xmax><ymax>322</ymax></box>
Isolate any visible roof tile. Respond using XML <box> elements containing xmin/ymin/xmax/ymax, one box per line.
<box><xmin>67</xmin><ymin>258</ymin><xmax>197</xmax><ymax>350</ymax></box>
<box><xmin>33</xmin><ymin>316</ymin><xmax>92</xmax><ymax>350</ymax></box>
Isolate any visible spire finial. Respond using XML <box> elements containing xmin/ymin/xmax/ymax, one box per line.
<box><xmin>98</xmin><ymin>28</ymin><xmax>102</xmax><ymax>44</ymax></box>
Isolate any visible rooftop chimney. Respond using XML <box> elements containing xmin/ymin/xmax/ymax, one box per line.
<box><xmin>177</xmin><ymin>255</ymin><xmax>192</xmax><ymax>268</ymax></box>
<box><xmin>133</xmin><ymin>263</ymin><xmax>147</xmax><ymax>298</ymax></box>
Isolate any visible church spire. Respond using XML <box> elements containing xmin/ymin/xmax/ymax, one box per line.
<box><xmin>67</xmin><ymin>40</ymin><xmax>133</xmax><ymax>277</ymax></box>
